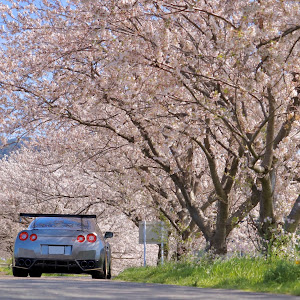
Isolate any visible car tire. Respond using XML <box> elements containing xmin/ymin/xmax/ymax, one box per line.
<box><xmin>92</xmin><ymin>258</ymin><xmax>107</xmax><ymax>279</ymax></box>
<box><xmin>29</xmin><ymin>271</ymin><xmax>42</xmax><ymax>277</ymax></box>
<box><xmin>107</xmin><ymin>265</ymin><xmax>111</xmax><ymax>279</ymax></box>
<box><xmin>13</xmin><ymin>267</ymin><xmax>28</xmax><ymax>277</ymax></box>
<box><xmin>91</xmin><ymin>269</ymin><xmax>106</xmax><ymax>279</ymax></box>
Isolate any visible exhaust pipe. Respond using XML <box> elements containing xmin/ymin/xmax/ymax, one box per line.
<box><xmin>88</xmin><ymin>261</ymin><xmax>95</xmax><ymax>268</ymax></box>
<box><xmin>81</xmin><ymin>261</ymin><xmax>87</xmax><ymax>268</ymax></box>
<box><xmin>18</xmin><ymin>259</ymin><xmax>25</xmax><ymax>266</ymax></box>
<box><xmin>25</xmin><ymin>259</ymin><xmax>32</xmax><ymax>267</ymax></box>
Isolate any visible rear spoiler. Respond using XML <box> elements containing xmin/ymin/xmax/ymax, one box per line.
<box><xmin>19</xmin><ymin>213</ymin><xmax>96</xmax><ymax>221</ymax></box>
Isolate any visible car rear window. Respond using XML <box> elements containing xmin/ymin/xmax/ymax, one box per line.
<box><xmin>29</xmin><ymin>217</ymin><xmax>94</xmax><ymax>230</ymax></box>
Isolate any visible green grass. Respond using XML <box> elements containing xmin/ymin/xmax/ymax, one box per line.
<box><xmin>0</xmin><ymin>259</ymin><xmax>12</xmax><ymax>276</ymax></box>
<box><xmin>115</xmin><ymin>257</ymin><xmax>300</xmax><ymax>296</ymax></box>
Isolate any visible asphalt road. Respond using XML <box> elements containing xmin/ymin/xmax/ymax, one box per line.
<box><xmin>0</xmin><ymin>276</ymin><xmax>298</xmax><ymax>300</ymax></box>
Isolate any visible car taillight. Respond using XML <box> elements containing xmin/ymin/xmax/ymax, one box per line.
<box><xmin>87</xmin><ymin>233</ymin><xmax>97</xmax><ymax>243</ymax></box>
<box><xmin>19</xmin><ymin>232</ymin><xmax>28</xmax><ymax>241</ymax></box>
<box><xmin>30</xmin><ymin>234</ymin><xmax>37</xmax><ymax>241</ymax></box>
<box><xmin>77</xmin><ymin>235</ymin><xmax>85</xmax><ymax>243</ymax></box>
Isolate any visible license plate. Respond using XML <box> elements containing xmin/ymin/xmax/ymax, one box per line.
<box><xmin>49</xmin><ymin>246</ymin><xmax>65</xmax><ymax>255</ymax></box>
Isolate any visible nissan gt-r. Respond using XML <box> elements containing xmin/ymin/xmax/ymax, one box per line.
<box><xmin>13</xmin><ymin>213</ymin><xmax>113</xmax><ymax>279</ymax></box>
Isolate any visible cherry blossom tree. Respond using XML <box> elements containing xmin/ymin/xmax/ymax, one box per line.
<box><xmin>0</xmin><ymin>0</ymin><xmax>299</xmax><ymax>255</ymax></box>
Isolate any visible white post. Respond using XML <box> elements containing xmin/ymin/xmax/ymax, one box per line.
<box><xmin>143</xmin><ymin>221</ymin><xmax>146</xmax><ymax>267</ymax></box>
<box><xmin>161</xmin><ymin>222</ymin><xmax>164</xmax><ymax>265</ymax></box>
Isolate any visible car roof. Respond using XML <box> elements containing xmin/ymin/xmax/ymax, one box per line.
<box><xmin>20</xmin><ymin>213</ymin><xmax>96</xmax><ymax>219</ymax></box>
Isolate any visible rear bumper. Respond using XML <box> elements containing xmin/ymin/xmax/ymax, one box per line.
<box><xmin>14</xmin><ymin>257</ymin><xmax>101</xmax><ymax>273</ymax></box>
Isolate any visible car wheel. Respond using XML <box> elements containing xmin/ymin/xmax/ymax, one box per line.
<box><xmin>92</xmin><ymin>258</ymin><xmax>107</xmax><ymax>279</ymax></box>
<box><xmin>107</xmin><ymin>264</ymin><xmax>111</xmax><ymax>279</ymax></box>
<box><xmin>13</xmin><ymin>267</ymin><xmax>28</xmax><ymax>277</ymax></box>
<box><xmin>29</xmin><ymin>271</ymin><xmax>42</xmax><ymax>277</ymax></box>
<box><xmin>91</xmin><ymin>269</ymin><xmax>106</xmax><ymax>279</ymax></box>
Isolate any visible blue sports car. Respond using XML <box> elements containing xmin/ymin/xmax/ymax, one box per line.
<box><xmin>13</xmin><ymin>213</ymin><xmax>113</xmax><ymax>279</ymax></box>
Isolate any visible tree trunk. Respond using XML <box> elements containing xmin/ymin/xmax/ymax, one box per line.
<box><xmin>259</xmin><ymin>174</ymin><xmax>276</xmax><ymax>238</ymax></box>
<box><xmin>157</xmin><ymin>243</ymin><xmax>169</xmax><ymax>265</ymax></box>
<box><xmin>207</xmin><ymin>200</ymin><xmax>228</xmax><ymax>254</ymax></box>
<box><xmin>258</xmin><ymin>173</ymin><xmax>277</xmax><ymax>254</ymax></box>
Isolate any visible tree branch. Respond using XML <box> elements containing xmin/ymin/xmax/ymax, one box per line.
<box><xmin>226</xmin><ymin>183</ymin><xmax>261</xmax><ymax>236</ymax></box>
<box><xmin>256</xmin><ymin>25</ymin><xmax>300</xmax><ymax>49</ymax></box>
<box><xmin>284</xmin><ymin>194</ymin><xmax>300</xmax><ymax>233</ymax></box>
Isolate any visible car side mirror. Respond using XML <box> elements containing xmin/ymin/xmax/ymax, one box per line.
<box><xmin>104</xmin><ymin>231</ymin><xmax>113</xmax><ymax>239</ymax></box>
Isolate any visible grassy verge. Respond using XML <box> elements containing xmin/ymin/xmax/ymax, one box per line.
<box><xmin>0</xmin><ymin>259</ymin><xmax>12</xmax><ymax>276</ymax></box>
<box><xmin>115</xmin><ymin>257</ymin><xmax>300</xmax><ymax>296</ymax></box>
